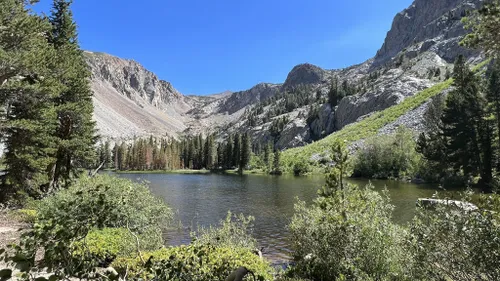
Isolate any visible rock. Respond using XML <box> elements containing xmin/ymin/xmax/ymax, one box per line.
<box><xmin>217</xmin><ymin>83</ymin><xmax>281</xmax><ymax>115</ymax></box>
<box><xmin>335</xmin><ymin>70</ymin><xmax>433</xmax><ymax>130</ymax></box>
<box><xmin>310</xmin><ymin>103</ymin><xmax>335</xmax><ymax>139</ymax></box>
<box><xmin>372</xmin><ymin>0</ymin><xmax>482</xmax><ymax>69</ymax></box>
<box><xmin>276</xmin><ymin>119</ymin><xmax>310</xmax><ymax>149</ymax></box>
<box><xmin>282</xmin><ymin>63</ymin><xmax>332</xmax><ymax>90</ymax></box>
<box><xmin>417</xmin><ymin>198</ymin><xmax>478</xmax><ymax>211</ymax></box>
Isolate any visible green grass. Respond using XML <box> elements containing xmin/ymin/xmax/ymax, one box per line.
<box><xmin>281</xmin><ymin>60</ymin><xmax>490</xmax><ymax>170</ymax></box>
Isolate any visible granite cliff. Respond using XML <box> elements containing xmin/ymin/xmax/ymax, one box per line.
<box><xmin>88</xmin><ymin>0</ymin><xmax>484</xmax><ymax>149</ymax></box>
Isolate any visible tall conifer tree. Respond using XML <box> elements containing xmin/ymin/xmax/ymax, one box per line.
<box><xmin>48</xmin><ymin>0</ymin><xmax>96</xmax><ymax>188</ymax></box>
<box><xmin>1</xmin><ymin>0</ymin><xmax>60</xmax><ymax>197</ymax></box>
<box><xmin>240</xmin><ymin>132</ymin><xmax>251</xmax><ymax>173</ymax></box>
<box><xmin>441</xmin><ymin>56</ymin><xmax>484</xmax><ymax>181</ymax></box>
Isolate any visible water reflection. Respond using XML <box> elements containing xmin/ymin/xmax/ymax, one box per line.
<box><xmin>117</xmin><ymin>173</ymin><xmax>445</xmax><ymax>261</ymax></box>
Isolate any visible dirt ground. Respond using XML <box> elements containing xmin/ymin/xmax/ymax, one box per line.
<box><xmin>0</xmin><ymin>211</ymin><xmax>25</xmax><ymax>249</ymax></box>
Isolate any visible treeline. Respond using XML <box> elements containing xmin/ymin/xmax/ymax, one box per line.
<box><xmin>102</xmin><ymin>133</ymin><xmax>254</xmax><ymax>173</ymax></box>
<box><xmin>98</xmin><ymin>132</ymin><xmax>285</xmax><ymax>175</ymax></box>
<box><xmin>0</xmin><ymin>0</ymin><xmax>95</xmax><ymax>200</ymax></box>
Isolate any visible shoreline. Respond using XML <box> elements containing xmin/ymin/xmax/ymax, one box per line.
<box><xmin>113</xmin><ymin>169</ymin><xmax>271</xmax><ymax>176</ymax></box>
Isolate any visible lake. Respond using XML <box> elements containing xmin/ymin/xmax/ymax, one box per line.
<box><xmin>116</xmin><ymin>173</ymin><xmax>448</xmax><ymax>262</ymax></box>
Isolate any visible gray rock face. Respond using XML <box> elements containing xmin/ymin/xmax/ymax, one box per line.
<box><xmin>310</xmin><ymin>103</ymin><xmax>335</xmax><ymax>139</ymax></box>
<box><xmin>373</xmin><ymin>0</ymin><xmax>482</xmax><ymax>68</ymax></box>
<box><xmin>276</xmin><ymin>119</ymin><xmax>310</xmax><ymax>149</ymax></box>
<box><xmin>334</xmin><ymin>69</ymin><xmax>434</xmax><ymax>130</ymax></box>
<box><xmin>85</xmin><ymin>52</ymin><xmax>193</xmax><ymax>139</ymax></box>
<box><xmin>217</xmin><ymin>83</ymin><xmax>281</xmax><ymax>115</ymax></box>
<box><xmin>85</xmin><ymin>52</ymin><xmax>189</xmax><ymax>112</ymax></box>
<box><xmin>282</xmin><ymin>63</ymin><xmax>332</xmax><ymax>90</ymax></box>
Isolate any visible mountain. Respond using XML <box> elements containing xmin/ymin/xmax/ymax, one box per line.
<box><xmin>88</xmin><ymin>0</ymin><xmax>484</xmax><ymax>149</ymax></box>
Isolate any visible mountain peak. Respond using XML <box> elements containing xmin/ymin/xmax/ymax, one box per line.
<box><xmin>283</xmin><ymin>63</ymin><xmax>330</xmax><ymax>89</ymax></box>
<box><xmin>372</xmin><ymin>0</ymin><xmax>482</xmax><ymax>69</ymax></box>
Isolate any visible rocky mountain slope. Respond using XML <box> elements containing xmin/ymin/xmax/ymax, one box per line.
<box><xmin>89</xmin><ymin>0</ymin><xmax>484</xmax><ymax>149</ymax></box>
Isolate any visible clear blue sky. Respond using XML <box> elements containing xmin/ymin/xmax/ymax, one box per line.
<box><xmin>33</xmin><ymin>0</ymin><xmax>413</xmax><ymax>95</ymax></box>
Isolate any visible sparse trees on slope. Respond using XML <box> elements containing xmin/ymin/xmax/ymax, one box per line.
<box><xmin>462</xmin><ymin>0</ymin><xmax>500</xmax><ymax>57</ymax></box>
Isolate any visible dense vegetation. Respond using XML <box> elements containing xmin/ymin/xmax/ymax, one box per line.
<box><xmin>353</xmin><ymin>127</ymin><xmax>421</xmax><ymax>180</ymax></box>
<box><xmin>286</xmin><ymin>141</ymin><xmax>500</xmax><ymax>281</ymax></box>
<box><xmin>0</xmin><ymin>0</ymin><xmax>96</xmax><ymax>201</ymax></box>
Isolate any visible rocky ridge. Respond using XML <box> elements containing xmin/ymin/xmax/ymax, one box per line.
<box><xmin>88</xmin><ymin>0</ymin><xmax>484</xmax><ymax>149</ymax></box>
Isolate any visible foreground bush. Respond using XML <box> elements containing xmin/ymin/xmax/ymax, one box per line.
<box><xmin>112</xmin><ymin>245</ymin><xmax>272</xmax><ymax>281</ymax></box>
<box><xmin>194</xmin><ymin>211</ymin><xmax>258</xmax><ymax>250</ymax></box>
<box><xmin>407</xmin><ymin>192</ymin><xmax>500</xmax><ymax>280</ymax></box>
<box><xmin>35</xmin><ymin>174</ymin><xmax>172</xmax><ymax>233</ymax></box>
<box><xmin>73</xmin><ymin>227</ymin><xmax>163</xmax><ymax>267</ymax></box>
<box><xmin>289</xmin><ymin>141</ymin><xmax>408</xmax><ymax>281</ymax></box>
<box><xmin>0</xmin><ymin>175</ymin><xmax>171</xmax><ymax>279</ymax></box>
<box><xmin>289</xmin><ymin>184</ymin><xmax>408</xmax><ymax>281</ymax></box>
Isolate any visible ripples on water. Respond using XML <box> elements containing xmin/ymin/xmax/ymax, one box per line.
<box><xmin>117</xmin><ymin>173</ymin><xmax>450</xmax><ymax>262</ymax></box>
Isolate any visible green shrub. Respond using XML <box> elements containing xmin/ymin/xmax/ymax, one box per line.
<box><xmin>112</xmin><ymin>245</ymin><xmax>273</xmax><ymax>281</ymax></box>
<box><xmin>407</xmin><ymin>192</ymin><xmax>500</xmax><ymax>280</ymax></box>
<box><xmin>353</xmin><ymin>127</ymin><xmax>420</xmax><ymax>179</ymax></box>
<box><xmin>35</xmin><ymin>174</ymin><xmax>172</xmax><ymax>233</ymax></box>
<box><xmin>194</xmin><ymin>211</ymin><xmax>257</xmax><ymax>250</ymax></box>
<box><xmin>289</xmin><ymin>183</ymin><xmax>408</xmax><ymax>281</ymax></box>
<box><xmin>1</xmin><ymin>175</ymin><xmax>172</xmax><ymax>279</ymax></box>
<box><xmin>72</xmin><ymin>227</ymin><xmax>163</xmax><ymax>266</ymax></box>
<box><xmin>292</xmin><ymin>157</ymin><xmax>311</xmax><ymax>176</ymax></box>
<box><xmin>12</xmin><ymin>209</ymin><xmax>37</xmax><ymax>223</ymax></box>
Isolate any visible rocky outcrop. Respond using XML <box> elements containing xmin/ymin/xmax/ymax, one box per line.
<box><xmin>85</xmin><ymin>52</ymin><xmax>190</xmax><ymax>112</ymax></box>
<box><xmin>217</xmin><ymin>83</ymin><xmax>281</xmax><ymax>115</ymax></box>
<box><xmin>373</xmin><ymin>0</ymin><xmax>482</xmax><ymax>69</ymax></box>
<box><xmin>309</xmin><ymin>104</ymin><xmax>335</xmax><ymax>139</ymax></box>
<box><xmin>334</xmin><ymin>69</ymin><xmax>434</xmax><ymax>130</ymax></box>
<box><xmin>282</xmin><ymin>63</ymin><xmax>332</xmax><ymax>90</ymax></box>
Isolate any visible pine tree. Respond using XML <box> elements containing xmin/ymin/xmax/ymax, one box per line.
<box><xmin>441</xmin><ymin>56</ymin><xmax>484</xmax><ymax>182</ymax></box>
<box><xmin>1</xmin><ymin>0</ymin><xmax>61</xmax><ymax>197</ymax></box>
<box><xmin>487</xmin><ymin>61</ymin><xmax>500</xmax><ymax>170</ymax></box>
<box><xmin>462</xmin><ymin>0</ymin><xmax>500</xmax><ymax>57</ymax></box>
<box><xmin>239</xmin><ymin>132</ymin><xmax>251</xmax><ymax>173</ymax></box>
<box><xmin>103</xmin><ymin>141</ymin><xmax>111</xmax><ymax>168</ymax></box>
<box><xmin>263</xmin><ymin>142</ymin><xmax>273</xmax><ymax>171</ymax></box>
<box><xmin>48</xmin><ymin>0</ymin><xmax>96</xmax><ymax>188</ymax></box>
<box><xmin>233</xmin><ymin>133</ymin><xmax>241</xmax><ymax>168</ymax></box>
<box><xmin>272</xmin><ymin>150</ymin><xmax>282</xmax><ymax>175</ymax></box>
<box><xmin>225</xmin><ymin>136</ymin><xmax>233</xmax><ymax>169</ymax></box>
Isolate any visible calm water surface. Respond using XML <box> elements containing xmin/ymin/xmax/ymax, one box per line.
<box><xmin>116</xmin><ymin>173</ymin><xmax>448</xmax><ymax>261</ymax></box>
